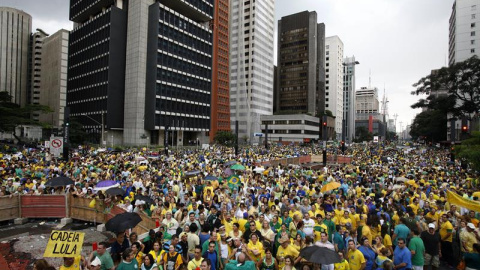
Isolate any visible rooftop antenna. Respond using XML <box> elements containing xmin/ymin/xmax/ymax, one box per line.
<box><xmin>369</xmin><ymin>70</ymin><xmax>371</xmax><ymax>88</ymax></box>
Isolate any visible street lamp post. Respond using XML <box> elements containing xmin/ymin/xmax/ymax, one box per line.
<box><xmin>82</xmin><ymin>112</ymin><xmax>105</xmax><ymax>146</ymax></box>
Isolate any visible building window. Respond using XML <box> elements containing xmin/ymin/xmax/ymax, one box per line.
<box><xmin>472</xmin><ymin>49</ymin><xmax>476</xmax><ymax>53</ymax></box>
<box><xmin>473</xmin><ymin>14</ymin><xmax>476</xmax><ymax>19</ymax></box>
<box><xmin>472</xmin><ymin>31</ymin><xmax>476</xmax><ymax>36</ymax></box>
<box><xmin>472</xmin><ymin>23</ymin><xmax>476</xmax><ymax>28</ymax></box>
<box><xmin>472</xmin><ymin>40</ymin><xmax>476</xmax><ymax>45</ymax></box>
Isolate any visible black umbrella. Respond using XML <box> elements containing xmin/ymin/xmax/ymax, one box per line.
<box><xmin>184</xmin><ymin>170</ymin><xmax>201</xmax><ymax>178</ymax></box>
<box><xmin>299</xmin><ymin>246</ymin><xmax>341</xmax><ymax>265</ymax></box>
<box><xmin>105</xmin><ymin>212</ymin><xmax>142</xmax><ymax>232</ymax></box>
<box><xmin>134</xmin><ymin>195</ymin><xmax>154</xmax><ymax>204</ymax></box>
<box><xmin>106</xmin><ymin>187</ymin><xmax>126</xmax><ymax>196</ymax></box>
<box><xmin>44</xmin><ymin>176</ymin><xmax>74</xmax><ymax>187</ymax></box>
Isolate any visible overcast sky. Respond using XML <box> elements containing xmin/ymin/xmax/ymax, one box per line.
<box><xmin>2</xmin><ymin>0</ymin><xmax>453</xmax><ymax>131</ymax></box>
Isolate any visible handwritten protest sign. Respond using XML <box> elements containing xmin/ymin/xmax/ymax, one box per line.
<box><xmin>44</xmin><ymin>230</ymin><xmax>85</xmax><ymax>257</ymax></box>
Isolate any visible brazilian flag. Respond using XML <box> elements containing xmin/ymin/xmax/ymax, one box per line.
<box><xmin>227</xmin><ymin>175</ymin><xmax>241</xmax><ymax>190</ymax></box>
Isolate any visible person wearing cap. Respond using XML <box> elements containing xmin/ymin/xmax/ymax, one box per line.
<box><xmin>89</xmin><ymin>256</ymin><xmax>102</xmax><ymax>270</ymax></box>
<box><xmin>276</xmin><ymin>235</ymin><xmax>300</xmax><ymax>269</ymax></box>
<box><xmin>461</xmin><ymin>223</ymin><xmax>478</xmax><ymax>253</ymax></box>
<box><xmin>408</xmin><ymin>228</ymin><xmax>425</xmax><ymax>270</ymax></box>
<box><xmin>421</xmin><ymin>223</ymin><xmax>441</xmax><ymax>270</ymax></box>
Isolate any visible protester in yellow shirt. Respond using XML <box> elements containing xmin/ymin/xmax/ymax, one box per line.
<box><xmin>276</xmin><ymin>236</ymin><xmax>300</xmax><ymax>269</ymax></box>
<box><xmin>334</xmin><ymin>252</ymin><xmax>350</xmax><ymax>270</ymax></box>
<box><xmin>347</xmin><ymin>239</ymin><xmax>366</xmax><ymax>270</ymax></box>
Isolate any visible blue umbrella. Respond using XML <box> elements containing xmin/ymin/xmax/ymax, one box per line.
<box><xmin>204</xmin><ymin>175</ymin><xmax>218</xmax><ymax>181</ymax></box>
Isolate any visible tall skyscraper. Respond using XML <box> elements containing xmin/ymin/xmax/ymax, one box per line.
<box><xmin>144</xmin><ymin>0</ymin><xmax>213</xmax><ymax>146</ymax></box>
<box><xmin>30</xmin><ymin>29</ymin><xmax>49</xmax><ymax>121</ymax></box>
<box><xmin>343</xmin><ymin>56</ymin><xmax>359</xmax><ymax>142</ymax></box>
<box><xmin>275</xmin><ymin>11</ymin><xmax>325</xmax><ymax>116</ymax></box>
<box><xmin>325</xmin><ymin>36</ymin><xmax>344</xmax><ymax>139</ymax></box>
<box><xmin>68</xmin><ymin>0</ymin><xmax>215</xmax><ymax>146</ymax></box>
<box><xmin>210</xmin><ymin>0</ymin><xmax>231</xmax><ymax>142</ymax></box>
<box><xmin>67</xmin><ymin>0</ymin><xmax>128</xmax><ymax>144</ymax></box>
<box><xmin>38</xmin><ymin>29</ymin><xmax>69</xmax><ymax>130</ymax></box>
<box><xmin>449</xmin><ymin>0</ymin><xmax>479</xmax><ymax>65</ymax></box>
<box><xmin>230</xmin><ymin>0</ymin><xmax>275</xmax><ymax>143</ymax></box>
<box><xmin>0</xmin><ymin>7</ymin><xmax>31</xmax><ymax>107</ymax></box>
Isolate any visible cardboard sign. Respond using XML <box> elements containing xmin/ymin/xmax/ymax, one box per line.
<box><xmin>44</xmin><ymin>230</ymin><xmax>85</xmax><ymax>257</ymax></box>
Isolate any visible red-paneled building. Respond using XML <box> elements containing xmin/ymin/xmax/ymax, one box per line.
<box><xmin>210</xmin><ymin>0</ymin><xmax>230</xmax><ymax>142</ymax></box>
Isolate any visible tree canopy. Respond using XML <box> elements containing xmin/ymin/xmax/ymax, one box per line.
<box><xmin>213</xmin><ymin>131</ymin><xmax>236</xmax><ymax>146</ymax></box>
<box><xmin>455</xmin><ymin>131</ymin><xmax>480</xmax><ymax>171</ymax></box>
<box><xmin>0</xmin><ymin>91</ymin><xmax>52</xmax><ymax>138</ymax></box>
<box><xmin>409</xmin><ymin>110</ymin><xmax>447</xmax><ymax>142</ymax></box>
<box><xmin>411</xmin><ymin>55</ymin><xmax>480</xmax><ymax>117</ymax></box>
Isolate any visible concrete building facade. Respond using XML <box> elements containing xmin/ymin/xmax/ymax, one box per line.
<box><xmin>260</xmin><ymin>114</ymin><xmax>322</xmax><ymax>143</ymax></box>
<box><xmin>67</xmin><ymin>0</ymin><xmax>216</xmax><ymax>146</ymax></box>
<box><xmin>325</xmin><ymin>36</ymin><xmax>344</xmax><ymax>139</ymax></box>
<box><xmin>449</xmin><ymin>0</ymin><xmax>480</xmax><ymax>65</ymax></box>
<box><xmin>448</xmin><ymin>0</ymin><xmax>480</xmax><ymax>141</ymax></box>
<box><xmin>144</xmin><ymin>0</ymin><xmax>213</xmax><ymax>146</ymax></box>
<box><xmin>343</xmin><ymin>56</ymin><xmax>358</xmax><ymax>143</ymax></box>
<box><xmin>0</xmin><ymin>7</ymin><xmax>31</xmax><ymax>107</ymax></box>
<box><xmin>275</xmin><ymin>11</ymin><xmax>325</xmax><ymax>116</ymax></box>
<box><xmin>230</xmin><ymin>0</ymin><xmax>275</xmax><ymax>143</ymax></box>
<box><xmin>30</xmin><ymin>29</ymin><xmax>49</xmax><ymax>121</ymax></box>
<box><xmin>38</xmin><ymin>29</ymin><xmax>69</xmax><ymax>130</ymax></box>
<box><xmin>355</xmin><ymin>86</ymin><xmax>380</xmax><ymax>121</ymax></box>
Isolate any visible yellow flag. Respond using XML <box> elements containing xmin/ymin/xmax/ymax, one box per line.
<box><xmin>447</xmin><ymin>190</ymin><xmax>480</xmax><ymax>213</ymax></box>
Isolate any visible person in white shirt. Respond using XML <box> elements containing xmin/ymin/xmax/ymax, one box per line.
<box><xmin>303</xmin><ymin>213</ymin><xmax>315</xmax><ymax>238</ymax></box>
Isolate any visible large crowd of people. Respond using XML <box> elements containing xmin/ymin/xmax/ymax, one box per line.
<box><xmin>2</xmin><ymin>141</ymin><xmax>480</xmax><ymax>270</ymax></box>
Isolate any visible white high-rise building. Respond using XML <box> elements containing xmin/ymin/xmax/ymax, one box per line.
<box><xmin>325</xmin><ymin>36</ymin><xmax>344</xmax><ymax>139</ymax></box>
<box><xmin>449</xmin><ymin>0</ymin><xmax>480</xmax><ymax>65</ymax></box>
<box><xmin>229</xmin><ymin>0</ymin><xmax>275</xmax><ymax>143</ymax></box>
<box><xmin>448</xmin><ymin>0</ymin><xmax>479</xmax><ymax>141</ymax></box>
<box><xmin>343</xmin><ymin>56</ymin><xmax>359</xmax><ymax>143</ymax></box>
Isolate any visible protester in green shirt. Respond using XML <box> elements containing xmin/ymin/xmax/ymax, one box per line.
<box><xmin>88</xmin><ymin>242</ymin><xmax>114</xmax><ymax>270</ymax></box>
<box><xmin>408</xmin><ymin>229</ymin><xmax>425</xmax><ymax>269</ymax></box>
<box><xmin>116</xmin><ymin>248</ymin><xmax>139</xmax><ymax>270</ymax></box>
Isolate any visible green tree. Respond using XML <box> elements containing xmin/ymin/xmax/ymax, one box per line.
<box><xmin>68</xmin><ymin>117</ymin><xmax>88</xmax><ymax>145</ymax></box>
<box><xmin>455</xmin><ymin>131</ymin><xmax>480</xmax><ymax>171</ymax></box>
<box><xmin>409</xmin><ymin>110</ymin><xmax>447</xmax><ymax>142</ymax></box>
<box><xmin>355</xmin><ymin>126</ymin><xmax>373</xmax><ymax>142</ymax></box>
<box><xmin>411</xmin><ymin>56</ymin><xmax>480</xmax><ymax>117</ymax></box>
<box><xmin>213</xmin><ymin>131</ymin><xmax>236</xmax><ymax>146</ymax></box>
<box><xmin>0</xmin><ymin>91</ymin><xmax>52</xmax><ymax>142</ymax></box>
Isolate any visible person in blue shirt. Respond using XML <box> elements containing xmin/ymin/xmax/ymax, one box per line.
<box><xmin>203</xmin><ymin>241</ymin><xmax>220</xmax><ymax>270</ymax></box>
<box><xmin>393</xmin><ymin>238</ymin><xmax>412</xmax><ymax>270</ymax></box>
<box><xmin>358</xmin><ymin>237</ymin><xmax>377</xmax><ymax>270</ymax></box>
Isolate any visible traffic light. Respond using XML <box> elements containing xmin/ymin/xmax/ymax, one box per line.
<box><xmin>450</xmin><ymin>146</ymin><xmax>455</xmax><ymax>162</ymax></box>
<box><xmin>323</xmin><ymin>121</ymin><xmax>327</xmax><ymax>127</ymax></box>
<box><xmin>462</xmin><ymin>125</ymin><xmax>468</xmax><ymax>133</ymax></box>
<box><xmin>341</xmin><ymin>141</ymin><xmax>346</xmax><ymax>153</ymax></box>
